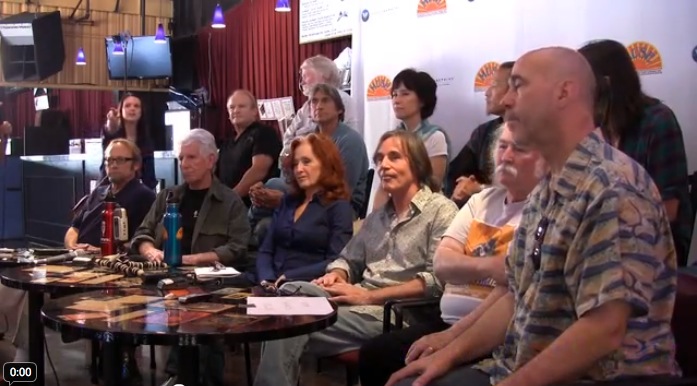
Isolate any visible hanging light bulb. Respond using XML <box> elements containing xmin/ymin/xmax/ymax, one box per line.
<box><xmin>275</xmin><ymin>0</ymin><xmax>291</xmax><ymax>12</ymax></box>
<box><xmin>154</xmin><ymin>23</ymin><xmax>167</xmax><ymax>43</ymax></box>
<box><xmin>75</xmin><ymin>47</ymin><xmax>86</xmax><ymax>66</ymax></box>
<box><xmin>113</xmin><ymin>41</ymin><xmax>124</xmax><ymax>55</ymax></box>
<box><xmin>211</xmin><ymin>3</ymin><xmax>225</xmax><ymax>28</ymax></box>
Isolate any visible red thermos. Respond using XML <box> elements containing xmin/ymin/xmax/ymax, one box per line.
<box><xmin>100</xmin><ymin>191</ymin><xmax>117</xmax><ymax>256</ymax></box>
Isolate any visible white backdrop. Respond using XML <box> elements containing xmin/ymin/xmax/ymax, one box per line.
<box><xmin>350</xmin><ymin>0</ymin><xmax>697</xmax><ymax>210</ymax></box>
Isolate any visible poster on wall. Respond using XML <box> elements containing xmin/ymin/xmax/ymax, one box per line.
<box><xmin>257</xmin><ymin>97</ymin><xmax>295</xmax><ymax>121</ymax></box>
<box><xmin>299</xmin><ymin>0</ymin><xmax>352</xmax><ymax>44</ymax></box>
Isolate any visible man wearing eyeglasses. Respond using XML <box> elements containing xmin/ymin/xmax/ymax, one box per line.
<box><xmin>6</xmin><ymin>139</ymin><xmax>156</xmax><ymax>381</ymax></box>
<box><xmin>65</xmin><ymin>138</ymin><xmax>156</xmax><ymax>250</ymax></box>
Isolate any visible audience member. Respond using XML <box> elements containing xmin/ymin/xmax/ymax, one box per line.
<box><xmin>217</xmin><ymin>89</ymin><xmax>281</xmax><ymax>207</ymax></box>
<box><xmin>250</xmin><ymin>133</ymin><xmax>354</xmax><ymax>287</ymax></box>
<box><xmin>580</xmin><ymin>39</ymin><xmax>692</xmax><ymax>266</ymax></box>
<box><xmin>67</xmin><ymin>139</ymin><xmax>156</xmax><ymax>250</ymax></box>
<box><xmin>372</xmin><ymin>69</ymin><xmax>450</xmax><ymax>210</ymax></box>
<box><xmin>132</xmin><ymin>128</ymin><xmax>250</xmax><ymax>268</ymax></box>
<box><xmin>388</xmin><ymin>47</ymin><xmax>679</xmax><ymax>386</ymax></box>
<box><xmin>359</xmin><ymin>122</ymin><xmax>545</xmax><ymax>386</ymax></box>
<box><xmin>252</xmin><ymin>130</ymin><xmax>458</xmax><ymax>386</ymax></box>
<box><xmin>103</xmin><ymin>93</ymin><xmax>157</xmax><ymax>189</ymax></box>
<box><xmin>5</xmin><ymin>139</ymin><xmax>155</xmax><ymax>384</ymax></box>
<box><xmin>249</xmin><ymin>84</ymin><xmax>368</xmax><ymax>241</ymax></box>
<box><xmin>132</xmin><ymin>129</ymin><xmax>250</xmax><ymax>386</ymax></box>
<box><xmin>449</xmin><ymin>62</ymin><xmax>515</xmax><ymax>207</ymax></box>
<box><xmin>279</xmin><ymin>55</ymin><xmax>358</xmax><ymax>171</ymax></box>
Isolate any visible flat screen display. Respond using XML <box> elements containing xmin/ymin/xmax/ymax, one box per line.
<box><xmin>105</xmin><ymin>35</ymin><xmax>173</xmax><ymax>80</ymax></box>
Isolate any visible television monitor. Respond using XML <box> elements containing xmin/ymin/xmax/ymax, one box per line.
<box><xmin>105</xmin><ymin>35</ymin><xmax>173</xmax><ymax>80</ymax></box>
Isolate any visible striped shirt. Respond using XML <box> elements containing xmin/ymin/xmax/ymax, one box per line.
<box><xmin>478</xmin><ymin>131</ymin><xmax>680</xmax><ymax>383</ymax></box>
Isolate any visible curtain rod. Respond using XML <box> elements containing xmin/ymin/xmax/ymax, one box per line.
<box><xmin>0</xmin><ymin>82</ymin><xmax>169</xmax><ymax>93</ymax></box>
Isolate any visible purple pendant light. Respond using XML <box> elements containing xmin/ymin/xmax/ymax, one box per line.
<box><xmin>75</xmin><ymin>47</ymin><xmax>86</xmax><ymax>65</ymax></box>
<box><xmin>113</xmin><ymin>41</ymin><xmax>124</xmax><ymax>55</ymax></box>
<box><xmin>154</xmin><ymin>23</ymin><xmax>166</xmax><ymax>43</ymax></box>
<box><xmin>275</xmin><ymin>0</ymin><xmax>291</xmax><ymax>12</ymax></box>
<box><xmin>211</xmin><ymin>3</ymin><xmax>225</xmax><ymax>28</ymax></box>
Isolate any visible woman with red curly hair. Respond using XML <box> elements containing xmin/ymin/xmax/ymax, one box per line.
<box><xmin>254</xmin><ymin>133</ymin><xmax>355</xmax><ymax>288</ymax></box>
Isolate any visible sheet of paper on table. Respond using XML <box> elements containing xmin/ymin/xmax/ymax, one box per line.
<box><xmin>246</xmin><ymin>297</ymin><xmax>333</xmax><ymax>316</ymax></box>
<box><xmin>194</xmin><ymin>267</ymin><xmax>241</xmax><ymax>277</ymax></box>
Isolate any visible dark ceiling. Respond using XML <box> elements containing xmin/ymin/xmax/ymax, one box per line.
<box><xmin>172</xmin><ymin>0</ymin><xmax>242</xmax><ymax>38</ymax></box>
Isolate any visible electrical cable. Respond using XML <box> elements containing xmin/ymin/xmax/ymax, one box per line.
<box><xmin>43</xmin><ymin>329</ymin><xmax>60</xmax><ymax>386</ymax></box>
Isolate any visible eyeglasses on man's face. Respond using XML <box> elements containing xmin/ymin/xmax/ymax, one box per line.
<box><xmin>105</xmin><ymin>157</ymin><xmax>134</xmax><ymax>165</ymax></box>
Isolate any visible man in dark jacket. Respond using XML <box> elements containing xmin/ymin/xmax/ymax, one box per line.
<box><xmin>448</xmin><ymin>61</ymin><xmax>514</xmax><ymax>207</ymax></box>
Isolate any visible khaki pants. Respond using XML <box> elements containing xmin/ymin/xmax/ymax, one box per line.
<box><xmin>0</xmin><ymin>284</ymin><xmax>27</xmax><ymax>349</ymax></box>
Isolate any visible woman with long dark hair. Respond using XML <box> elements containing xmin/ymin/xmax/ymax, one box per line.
<box><xmin>579</xmin><ymin>39</ymin><xmax>692</xmax><ymax>265</ymax></box>
<box><xmin>102</xmin><ymin>93</ymin><xmax>157</xmax><ymax>189</ymax></box>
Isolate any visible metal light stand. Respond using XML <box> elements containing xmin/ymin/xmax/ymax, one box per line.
<box><xmin>112</xmin><ymin>31</ymin><xmax>132</xmax><ymax>93</ymax></box>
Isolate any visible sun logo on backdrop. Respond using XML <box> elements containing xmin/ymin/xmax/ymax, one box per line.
<box><xmin>626</xmin><ymin>41</ymin><xmax>663</xmax><ymax>75</ymax></box>
<box><xmin>366</xmin><ymin>75</ymin><xmax>393</xmax><ymax>101</ymax></box>
<box><xmin>417</xmin><ymin>0</ymin><xmax>447</xmax><ymax>16</ymax></box>
<box><xmin>474</xmin><ymin>61</ymin><xmax>500</xmax><ymax>92</ymax></box>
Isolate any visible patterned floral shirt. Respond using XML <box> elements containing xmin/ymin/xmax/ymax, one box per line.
<box><xmin>477</xmin><ymin>131</ymin><xmax>680</xmax><ymax>383</ymax></box>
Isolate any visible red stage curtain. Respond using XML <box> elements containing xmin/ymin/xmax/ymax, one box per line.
<box><xmin>3</xmin><ymin>89</ymin><xmax>114</xmax><ymax>139</ymax></box>
<box><xmin>196</xmin><ymin>0</ymin><xmax>351</xmax><ymax>139</ymax></box>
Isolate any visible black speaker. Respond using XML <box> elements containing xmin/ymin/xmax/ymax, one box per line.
<box><xmin>24</xmin><ymin>125</ymin><xmax>70</xmax><ymax>156</ymax></box>
<box><xmin>0</xmin><ymin>11</ymin><xmax>66</xmax><ymax>82</ymax></box>
<box><xmin>171</xmin><ymin>35</ymin><xmax>199</xmax><ymax>91</ymax></box>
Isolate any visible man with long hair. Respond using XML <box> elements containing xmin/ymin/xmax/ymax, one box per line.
<box><xmin>253</xmin><ymin>130</ymin><xmax>458</xmax><ymax>386</ymax></box>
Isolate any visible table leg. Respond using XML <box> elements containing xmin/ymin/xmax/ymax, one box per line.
<box><xmin>28</xmin><ymin>291</ymin><xmax>44</xmax><ymax>386</ymax></box>
<box><xmin>178</xmin><ymin>346</ymin><xmax>199</xmax><ymax>386</ymax></box>
<box><xmin>101</xmin><ymin>341</ymin><xmax>125</xmax><ymax>386</ymax></box>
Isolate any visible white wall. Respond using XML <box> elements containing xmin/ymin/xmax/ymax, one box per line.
<box><xmin>351</xmin><ymin>0</ymin><xmax>697</xmax><ymax>173</ymax></box>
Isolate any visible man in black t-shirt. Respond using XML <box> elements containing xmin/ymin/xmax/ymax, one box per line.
<box><xmin>217</xmin><ymin>90</ymin><xmax>281</xmax><ymax>207</ymax></box>
<box><xmin>132</xmin><ymin>129</ymin><xmax>251</xmax><ymax>386</ymax></box>
<box><xmin>448</xmin><ymin>61</ymin><xmax>514</xmax><ymax>207</ymax></box>
<box><xmin>132</xmin><ymin>128</ymin><xmax>250</xmax><ymax>268</ymax></box>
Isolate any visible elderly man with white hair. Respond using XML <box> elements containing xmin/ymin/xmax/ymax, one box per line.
<box><xmin>132</xmin><ymin>128</ymin><xmax>250</xmax><ymax>268</ymax></box>
<box><xmin>280</xmin><ymin>54</ymin><xmax>358</xmax><ymax>163</ymax></box>
<box><xmin>131</xmin><ymin>129</ymin><xmax>250</xmax><ymax>386</ymax></box>
<box><xmin>358</xmin><ymin>122</ymin><xmax>546</xmax><ymax>386</ymax></box>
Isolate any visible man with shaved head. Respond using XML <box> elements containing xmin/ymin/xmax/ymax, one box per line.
<box><xmin>217</xmin><ymin>89</ymin><xmax>282</xmax><ymax>207</ymax></box>
<box><xmin>386</xmin><ymin>47</ymin><xmax>680</xmax><ymax>386</ymax></box>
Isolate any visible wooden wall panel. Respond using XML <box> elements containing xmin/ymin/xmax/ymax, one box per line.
<box><xmin>0</xmin><ymin>0</ymin><xmax>173</xmax><ymax>91</ymax></box>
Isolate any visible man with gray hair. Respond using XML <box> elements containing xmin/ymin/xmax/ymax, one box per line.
<box><xmin>132</xmin><ymin>128</ymin><xmax>250</xmax><ymax>386</ymax></box>
<box><xmin>358</xmin><ymin>122</ymin><xmax>545</xmax><ymax>386</ymax></box>
<box><xmin>133</xmin><ymin>128</ymin><xmax>250</xmax><ymax>267</ymax></box>
<box><xmin>279</xmin><ymin>54</ymin><xmax>358</xmax><ymax>167</ymax></box>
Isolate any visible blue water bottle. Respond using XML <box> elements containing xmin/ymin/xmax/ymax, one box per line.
<box><xmin>162</xmin><ymin>191</ymin><xmax>182</xmax><ymax>267</ymax></box>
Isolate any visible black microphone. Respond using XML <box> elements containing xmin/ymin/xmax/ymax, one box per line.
<box><xmin>32</xmin><ymin>250</ymin><xmax>82</xmax><ymax>265</ymax></box>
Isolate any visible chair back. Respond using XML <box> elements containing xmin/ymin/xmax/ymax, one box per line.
<box><xmin>673</xmin><ymin>271</ymin><xmax>697</xmax><ymax>376</ymax></box>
